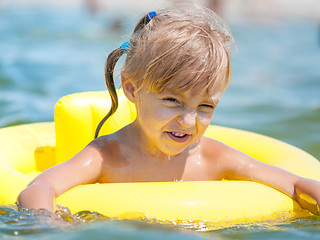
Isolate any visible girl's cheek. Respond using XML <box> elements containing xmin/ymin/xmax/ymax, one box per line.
<box><xmin>197</xmin><ymin>113</ymin><xmax>213</xmax><ymax>126</ymax></box>
<box><xmin>155</xmin><ymin>107</ymin><xmax>177</xmax><ymax>119</ymax></box>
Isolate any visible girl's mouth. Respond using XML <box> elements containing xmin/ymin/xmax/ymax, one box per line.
<box><xmin>166</xmin><ymin>131</ymin><xmax>190</xmax><ymax>143</ymax></box>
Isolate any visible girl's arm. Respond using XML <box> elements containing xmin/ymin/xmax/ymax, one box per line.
<box><xmin>18</xmin><ymin>144</ymin><xmax>103</xmax><ymax>213</ymax></box>
<box><xmin>220</xmin><ymin>145</ymin><xmax>320</xmax><ymax>215</ymax></box>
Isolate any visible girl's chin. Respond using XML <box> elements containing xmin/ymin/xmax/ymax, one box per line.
<box><xmin>162</xmin><ymin>146</ymin><xmax>189</xmax><ymax>158</ymax></box>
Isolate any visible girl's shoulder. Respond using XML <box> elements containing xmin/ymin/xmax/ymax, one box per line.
<box><xmin>88</xmin><ymin>126</ymin><xmax>133</xmax><ymax>162</ymax></box>
<box><xmin>200</xmin><ymin>136</ymin><xmax>231</xmax><ymax>156</ymax></box>
<box><xmin>200</xmin><ymin>136</ymin><xmax>247</xmax><ymax>165</ymax></box>
<box><xmin>89</xmin><ymin>130</ymin><xmax>124</xmax><ymax>155</ymax></box>
<box><xmin>199</xmin><ymin>136</ymin><xmax>261</xmax><ymax>178</ymax></box>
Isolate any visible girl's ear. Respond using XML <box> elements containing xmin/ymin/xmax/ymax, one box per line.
<box><xmin>121</xmin><ymin>72</ymin><xmax>136</xmax><ymax>103</ymax></box>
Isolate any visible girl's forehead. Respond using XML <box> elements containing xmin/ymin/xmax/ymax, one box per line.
<box><xmin>159</xmin><ymin>69</ymin><xmax>226</xmax><ymax>95</ymax></box>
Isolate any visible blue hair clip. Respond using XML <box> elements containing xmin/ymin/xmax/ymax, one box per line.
<box><xmin>146</xmin><ymin>11</ymin><xmax>157</xmax><ymax>22</ymax></box>
<box><xmin>120</xmin><ymin>42</ymin><xmax>129</xmax><ymax>52</ymax></box>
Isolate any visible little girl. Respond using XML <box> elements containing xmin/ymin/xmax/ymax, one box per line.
<box><xmin>19</xmin><ymin>5</ymin><xmax>320</xmax><ymax>215</ymax></box>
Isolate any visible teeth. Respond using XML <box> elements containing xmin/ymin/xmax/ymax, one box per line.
<box><xmin>171</xmin><ymin>132</ymin><xmax>186</xmax><ymax>137</ymax></box>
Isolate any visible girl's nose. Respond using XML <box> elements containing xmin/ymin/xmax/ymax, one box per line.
<box><xmin>177</xmin><ymin>110</ymin><xmax>197</xmax><ymax>127</ymax></box>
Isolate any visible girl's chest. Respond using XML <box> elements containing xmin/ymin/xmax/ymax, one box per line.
<box><xmin>98</xmin><ymin>154</ymin><xmax>224</xmax><ymax>183</ymax></box>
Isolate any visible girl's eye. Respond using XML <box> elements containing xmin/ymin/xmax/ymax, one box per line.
<box><xmin>199</xmin><ymin>104</ymin><xmax>215</xmax><ymax>111</ymax></box>
<box><xmin>163</xmin><ymin>98</ymin><xmax>179</xmax><ymax>104</ymax></box>
<box><xmin>200</xmin><ymin>104</ymin><xmax>214</xmax><ymax>108</ymax></box>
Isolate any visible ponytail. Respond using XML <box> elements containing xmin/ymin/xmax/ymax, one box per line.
<box><xmin>94</xmin><ymin>11</ymin><xmax>157</xmax><ymax>139</ymax></box>
<box><xmin>94</xmin><ymin>47</ymin><xmax>126</xmax><ymax>139</ymax></box>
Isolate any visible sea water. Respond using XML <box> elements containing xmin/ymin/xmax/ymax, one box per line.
<box><xmin>0</xmin><ymin>3</ymin><xmax>320</xmax><ymax>239</ymax></box>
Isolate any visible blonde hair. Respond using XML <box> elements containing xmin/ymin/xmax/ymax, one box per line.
<box><xmin>95</xmin><ymin>5</ymin><xmax>234</xmax><ymax>138</ymax></box>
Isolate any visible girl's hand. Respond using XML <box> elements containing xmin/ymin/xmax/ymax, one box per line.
<box><xmin>294</xmin><ymin>178</ymin><xmax>320</xmax><ymax>215</ymax></box>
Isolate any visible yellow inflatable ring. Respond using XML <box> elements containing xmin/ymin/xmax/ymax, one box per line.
<box><xmin>1</xmin><ymin>90</ymin><xmax>320</xmax><ymax>227</ymax></box>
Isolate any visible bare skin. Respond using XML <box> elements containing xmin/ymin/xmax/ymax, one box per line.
<box><xmin>18</xmin><ymin>74</ymin><xmax>320</xmax><ymax>215</ymax></box>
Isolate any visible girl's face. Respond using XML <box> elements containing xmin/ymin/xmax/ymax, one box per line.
<box><xmin>133</xmin><ymin>85</ymin><xmax>221</xmax><ymax>157</ymax></box>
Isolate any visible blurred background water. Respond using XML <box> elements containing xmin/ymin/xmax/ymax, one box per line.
<box><xmin>0</xmin><ymin>0</ymin><xmax>320</xmax><ymax>239</ymax></box>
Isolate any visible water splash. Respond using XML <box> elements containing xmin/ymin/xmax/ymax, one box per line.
<box><xmin>2</xmin><ymin>204</ymin><xmax>320</xmax><ymax>239</ymax></box>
